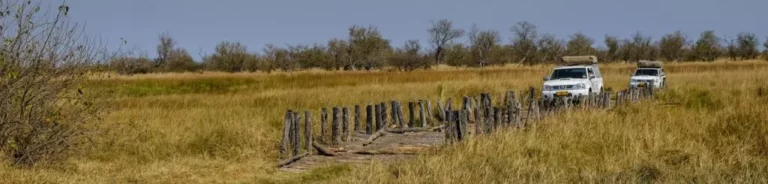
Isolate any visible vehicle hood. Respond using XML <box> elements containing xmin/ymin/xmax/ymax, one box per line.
<box><xmin>630</xmin><ymin>76</ymin><xmax>660</xmax><ymax>81</ymax></box>
<box><xmin>544</xmin><ymin>78</ymin><xmax>591</xmax><ymax>86</ymax></box>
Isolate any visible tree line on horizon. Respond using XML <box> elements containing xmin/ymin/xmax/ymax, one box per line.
<box><xmin>108</xmin><ymin>20</ymin><xmax>768</xmax><ymax>74</ymax></box>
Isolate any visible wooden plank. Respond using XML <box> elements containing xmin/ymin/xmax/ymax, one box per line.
<box><xmin>277</xmin><ymin>152</ymin><xmax>310</xmax><ymax>168</ymax></box>
<box><xmin>280</xmin><ymin>110</ymin><xmax>292</xmax><ymax>158</ymax></box>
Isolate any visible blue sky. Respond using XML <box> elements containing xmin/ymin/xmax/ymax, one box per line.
<box><xmin>61</xmin><ymin>0</ymin><xmax>767</xmax><ymax>59</ymax></box>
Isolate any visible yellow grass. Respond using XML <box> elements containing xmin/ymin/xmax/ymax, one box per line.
<box><xmin>2</xmin><ymin>61</ymin><xmax>768</xmax><ymax>183</ymax></box>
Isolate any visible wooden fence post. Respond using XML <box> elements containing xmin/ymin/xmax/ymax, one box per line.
<box><xmin>418</xmin><ymin>100</ymin><xmax>426</xmax><ymax>127</ymax></box>
<box><xmin>437</xmin><ymin>100</ymin><xmax>446</xmax><ymax>122</ymax></box>
<box><xmin>354</xmin><ymin>105</ymin><xmax>361</xmax><ymax>132</ymax></box>
<box><xmin>408</xmin><ymin>102</ymin><xmax>416</xmax><ymax>127</ymax></box>
<box><xmin>397</xmin><ymin>101</ymin><xmax>406</xmax><ymax>128</ymax></box>
<box><xmin>474</xmin><ymin>105</ymin><xmax>483</xmax><ymax>135</ymax></box>
<box><xmin>380</xmin><ymin>102</ymin><xmax>387</xmax><ymax>129</ymax></box>
<box><xmin>304</xmin><ymin>111</ymin><xmax>312</xmax><ymax>153</ymax></box>
<box><xmin>280</xmin><ymin>110</ymin><xmax>293</xmax><ymax>158</ymax></box>
<box><xmin>458</xmin><ymin>110</ymin><xmax>468</xmax><ymax>141</ymax></box>
<box><xmin>602</xmin><ymin>92</ymin><xmax>611</xmax><ymax>108</ymax></box>
<box><xmin>374</xmin><ymin>104</ymin><xmax>381</xmax><ymax>131</ymax></box>
<box><xmin>426</xmin><ymin>100</ymin><xmax>433</xmax><ymax>125</ymax></box>
<box><xmin>366</xmin><ymin>105</ymin><xmax>373</xmax><ymax>135</ymax></box>
<box><xmin>445</xmin><ymin>98</ymin><xmax>452</xmax><ymax>111</ymax></box>
<box><xmin>320</xmin><ymin>108</ymin><xmax>327</xmax><ymax>144</ymax></box>
<box><xmin>443</xmin><ymin>109</ymin><xmax>452</xmax><ymax>143</ymax></box>
<box><xmin>292</xmin><ymin>111</ymin><xmax>301</xmax><ymax>156</ymax></box>
<box><xmin>390</xmin><ymin>101</ymin><xmax>399</xmax><ymax>127</ymax></box>
<box><xmin>331</xmin><ymin>107</ymin><xmax>341</xmax><ymax>146</ymax></box>
<box><xmin>342</xmin><ymin>107</ymin><xmax>350</xmax><ymax>142</ymax></box>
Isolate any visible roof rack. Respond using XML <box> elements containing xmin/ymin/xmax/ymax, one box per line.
<box><xmin>561</xmin><ymin>55</ymin><xmax>598</xmax><ymax>66</ymax></box>
<box><xmin>637</xmin><ymin>60</ymin><xmax>663</xmax><ymax>68</ymax></box>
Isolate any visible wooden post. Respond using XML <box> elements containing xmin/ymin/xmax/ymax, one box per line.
<box><xmin>436</xmin><ymin>100</ymin><xmax>446</xmax><ymax>121</ymax></box>
<box><xmin>331</xmin><ymin>107</ymin><xmax>341</xmax><ymax>146</ymax></box>
<box><xmin>380</xmin><ymin>102</ymin><xmax>388</xmax><ymax>128</ymax></box>
<box><xmin>304</xmin><ymin>111</ymin><xmax>312</xmax><ymax>153</ymax></box>
<box><xmin>426</xmin><ymin>100</ymin><xmax>433</xmax><ymax>124</ymax></box>
<box><xmin>374</xmin><ymin>104</ymin><xmax>381</xmax><ymax>131</ymax></box>
<box><xmin>354</xmin><ymin>105</ymin><xmax>361</xmax><ymax>132</ymax></box>
<box><xmin>445</xmin><ymin>98</ymin><xmax>452</xmax><ymax>111</ymax></box>
<box><xmin>474</xmin><ymin>106</ymin><xmax>483</xmax><ymax>135</ymax></box>
<box><xmin>342</xmin><ymin>107</ymin><xmax>350</xmax><ymax>142</ymax></box>
<box><xmin>493</xmin><ymin>107</ymin><xmax>502</xmax><ymax>130</ymax></box>
<box><xmin>390</xmin><ymin>101</ymin><xmax>399</xmax><ymax>127</ymax></box>
<box><xmin>397</xmin><ymin>101</ymin><xmax>406</xmax><ymax>128</ymax></box>
<box><xmin>485</xmin><ymin>106</ymin><xmax>495</xmax><ymax>133</ymax></box>
<box><xmin>602</xmin><ymin>92</ymin><xmax>611</xmax><ymax>108</ymax></box>
<box><xmin>292</xmin><ymin>112</ymin><xmax>301</xmax><ymax>156</ymax></box>
<box><xmin>525</xmin><ymin>87</ymin><xmax>536</xmax><ymax>124</ymax></box>
<box><xmin>365</xmin><ymin>105</ymin><xmax>373</xmax><ymax>135</ymax></box>
<box><xmin>320</xmin><ymin>108</ymin><xmax>327</xmax><ymax>144</ymax></box>
<box><xmin>408</xmin><ymin>102</ymin><xmax>416</xmax><ymax>127</ymax></box>
<box><xmin>458</xmin><ymin>110</ymin><xmax>468</xmax><ymax>141</ymax></box>
<box><xmin>418</xmin><ymin>100</ymin><xmax>426</xmax><ymax>127</ymax></box>
<box><xmin>280</xmin><ymin>110</ymin><xmax>292</xmax><ymax>158</ymax></box>
<box><xmin>445</xmin><ymin>110</ymin><xmax>452</xmax><ymax>142</ymax></box>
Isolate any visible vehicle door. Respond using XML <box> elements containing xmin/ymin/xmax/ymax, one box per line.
<box><xmin>587</xmin><ymin>68</ymin><xmax>598</xmax><ymax>92</ymax></box>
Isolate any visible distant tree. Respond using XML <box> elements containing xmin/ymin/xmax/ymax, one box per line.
<box><xmin>724</xmin><ymin>36</ymin><xmax>738</xmax><ymax>60</ymax></box>
<box><xmin>263</xmin><ymin>44</ymin><xmax>292</xmax><ymax>71</ymax></box>
<box><xmin>736</xmin><ymin>32</ymin><xmax>760</xmax><ymax>60</ymax></box>
<box><xmin>604</xmin><ymin>35</ymin><xmax>620</xmax><ymax>62</ymax></box>
<box><xmin>658</xmin><ymin>31</ymin><xmax>687</xmax><ymax>61</ymax></box>
<box><xmin>206</xmin><ymin>41</ymin><xmax>250</xmax><ymax>72</ymax></box>
<box><xmin>326</xmin><ymin>39</ymin><xmax>350</xmax><ymax>70</ymax></box>
<box><xmin>566</xmin><ymin>32</ymin><xmax>596</xmax><ymax>56</ymax></box>
<box><xmin>110</xmin><ymin>52</ymin><xmax>154</xmax><ymax>75</ymax></box>
<box><xmin>428</xmin><ymin>19</ymin><xmax>464</xmax><ymax>66</ymax></box>
<box><xmin>510</xmin><ymin>21</ymin><xmax>538</xmax><ymax>64</ymax></box>
<box><xmin>389</xmin><ymin>40</ymin><xmax>427</xmax><ymax>71</ymax></box>
<box><xmin>537</xmin><ymin>34</ymin><xmax>565</xmax><ymax>63</ymax></box>
<box><xmin>164</xmin><ymin>48</ymin><xmax>198</xmax><ymax>72</ymax></box>
<box><xmin>763</xmin><ymin>38</ymin><xmax>768</xmax><ymax>61</ymax></box>
<box><xmin>469</xmin><ymin>25</ymin><xmax>500</xmax><ymax>67</ymax></box>
<box><xmin>693</xmin><ymin>31</ymin><xmax>721</xmax><ymax>61</ymax></box>
<box><xmin>156</xmin><ymin>32</ymin><xmax>175</xmax><ymax>68</ymax></box>
<box><xmin>348</xmin><ymin>25</ymin><xmax>391</xmax><ymax>70</ymax></box>
<box><xmin>629</xmin><ymin>32</ymin><xmax>657</xmax><ymax>61</ymax></box>
<box><xmin>288</xmin><ymin>44</ymin><xmax>331</xmax><ymax>69</ymax></box>
<box><xmin>444</xmin><ymin>44</ymin><xmax>471</xmax><ymax>66</ymax></box>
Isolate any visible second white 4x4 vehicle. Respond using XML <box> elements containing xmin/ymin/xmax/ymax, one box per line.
<box><xmin>542</xmin><ymin>56</ymin><xmax>604</xmax><ymax>100</ymax></box>
<box><xmin>629</xmin><ymin>60</ymin><xmax>665</xmax><ymax>88</ymax></box>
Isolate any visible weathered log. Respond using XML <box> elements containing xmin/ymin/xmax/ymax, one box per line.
<box><xmin>362</xmin><ymin>128</ymin><xmax>388</xmax><ymax>146</ymax></box>
<box><xmin>331</xmin><ymin>107</ymin><xmax>341</xmax><ymax>146</ymax></box>
<box><xmin>342</xmin><ymin>107</ymin><xmax>350</xmax><ymax>142</ymax></box>
<box><xmin>280</xmin><ymin>110</ymin><xmax>293</xmax><ymax>158</ymax></box>
<box><xmin>365</xmin><ymin>105</ymin><xmax>373</xmax><ymax>134</ymax></box>
<box><xmin>418</xmin><ymin>100</ymin><xmax>426</xmax><ymax>127</ymax></box>
<box><xmin>304</xmin><ymin>111</ymin><xmax>312</xmax><ymax>153</ymax></box>
<box><xmin>408</xmin><ymin>102</ymin><xmax>416</xmax><ymax>127</ymax></box>
<box><xmin>354</xmin><ymin>105</ymin><xmax>361</xmax><ymax>132</ymax></box>
<box><xmin>277</xmin><ymin>152</ymin><xmax>310</xmax><ymax>168</ymax></box>
<box><xmin>320</xmin><ymin>108</ymin><xmax>327</xmax><ymax>144</ymax></box>
<box><xmin>292</xmin><ymin>112</ymin><xmax>301</xmax><ymax>156</ymax></box>
<box><xmin>312</xmin><ymin>142</ymin><xmax>336</xmax><ymax>156</ymax></box>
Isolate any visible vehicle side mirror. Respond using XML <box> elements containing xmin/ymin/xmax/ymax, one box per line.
<box><xmin>589</xmin><ymin>76</ymin><xmax>595</xmax><ymax>80</ymax></box>
<box><xmin>543</xmin><ymin>77</ymin><xmax>550</xmax><ymax>81</ymax></box>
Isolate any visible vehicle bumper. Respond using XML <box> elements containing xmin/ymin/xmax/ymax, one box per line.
<box><xmin>629</xmin><ymin>81</ymin><xmax>661</xmax><ymax>88</ymax></box>
<box><xmin>542</xmin><ymin>89</ymin><xmax>591</xmax><ymax>100</ymax></box>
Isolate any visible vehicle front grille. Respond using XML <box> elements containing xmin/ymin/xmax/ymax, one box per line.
<box><xmin>552</xmin><ymin>85</ymin><xmax>573</xmax><ymax>90</ymax></box>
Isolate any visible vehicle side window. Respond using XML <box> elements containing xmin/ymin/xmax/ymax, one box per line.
<box><xmin>587</xmin><ymin>68</ymin><xmax>594</xmax><ymax>78</ymax></box>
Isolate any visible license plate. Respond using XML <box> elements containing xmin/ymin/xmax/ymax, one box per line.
<box><xmin>638</xmin><ymin>83</ymin><xmax>646</xmax><ymax>87</ymax></box>
<box><xmin>555</xmin><ymin>91</ymin><xmax>569</xmax><ymax>96</ymax></box>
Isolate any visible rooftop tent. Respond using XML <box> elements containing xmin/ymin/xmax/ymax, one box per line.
<box><xmin>561</xmin><ymin>55</ymin><xmax>598</xmax><ymax>65</ymax></box>
<box><xmin>637</xmin><ymin>60</ymin><xmax>663</xmax><ymax>68</ymax></box>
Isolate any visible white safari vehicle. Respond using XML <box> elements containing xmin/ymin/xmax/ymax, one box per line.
<box><xmin>542</xmin><ymin>56</ymin><xmax>604</xmax><ymax>100</ymax></box>
<box><xmin>629</xmin><ymin>60</ymin><xmax>666</xmax><ymax>88</ymax></box>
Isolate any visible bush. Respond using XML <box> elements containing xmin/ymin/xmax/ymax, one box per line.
<box><xmin>0</xmin><ymin>1</ymin><xmax>102</xmax><ymax>167</ymax></box>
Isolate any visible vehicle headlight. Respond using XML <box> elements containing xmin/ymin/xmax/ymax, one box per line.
<box><xmin>573</xmin><ymin>83</ymin><xmax>586</xmax><ymax>90</ymax></box>
<box><xmin>543</xmin><ymin>85</ymin><xmax>553</xmax><ymax>91</ymax></box>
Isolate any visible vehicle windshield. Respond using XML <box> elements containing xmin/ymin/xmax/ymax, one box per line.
<box><xmin>550</xmin><ymin>68</ymin><xmax>587</xmax><ymax>80</ymax></box>
<box><xmin>634</xmin><ymin>69</ymin><xmax>659</xmax><ymax>76</ymax></box>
